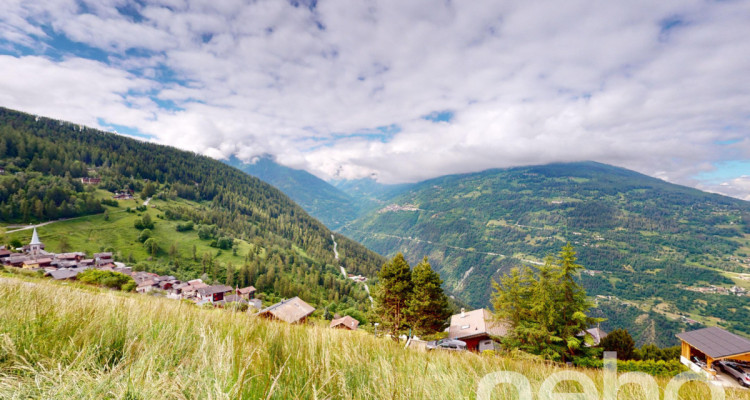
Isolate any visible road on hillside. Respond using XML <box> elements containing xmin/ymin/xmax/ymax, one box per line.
<box><xmin>5</xmin><ymin>216</ymin><xmax>87</xmax><ymax>234</ymax></box>
<box><xmin>4</xmin><ymin>197</ymin><xmax>148</xmax><ymax>235</ymax></box>
<box><xmin>332</xmin><ymin>234</ymin><xmax>373</xmax><ymax>305</ymax></box>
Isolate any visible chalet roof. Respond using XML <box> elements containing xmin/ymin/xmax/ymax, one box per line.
<box><xmin>330</xmin><ymin>315</ymin><xmax>360</xmax><ymax>330</ymax></box>
<box><xmin>30</xmin><ymin>228</ymin><xmax>42</xmax><ymax>246</ymax></box>
<box><xmin>0</xmin><ymin>249</ymin><xmax>11</xmax><ymax>257</ymax></box>
<box><xmin>197</xmin><ymin>285</ymin><xmax>233</xmax><ymax>296</ymax></box>
<box><xmin>224</xmin><ymin>294</ymin><xmax>248</xmax><ymax>304</ymax></box>
<box><xmin>238</xmin><ymin>286</ymin><xmax>257</xmax><ymax>294</ymax></box>
<box><xmin>49</xmin><ymin>269</ymin><xmax>79</xmax><ymax>280</ymax></box>
<box><xmin>55</xmin><ymin>253</ymin><xmax>84</xmax><ymax>260</ymax></box>
<box><xmin>182</xmin><ymin>282</ymin><xmax>208</xmax><ymax>291</ymax></box>
<box><xmin>7</xmin><ymin>255</ymin><xmax>29</xmax><ymax>263</ymax></box>
<box><xmin>676</xmin><ymin>327</ymin><xmax>750</xmax><ymax>359</ymax></box>
<box><xmin>258</xmin><ymin>297</ymin><xmax>315</xmax><ymax>324</ymax></box>
<box><xmin>94</xmin><ymin>252</ymin><xmax>113</xmax><ymax>259</ymax></box>
<box><xmin>449</xmin><ymin>309</ymin><xmax>509</xmax><ymax>340</ymax></box>
<box><xmin>137</xmin><ymin>279</ymin><xmax>156</xmax><ymax>288</ymax></box>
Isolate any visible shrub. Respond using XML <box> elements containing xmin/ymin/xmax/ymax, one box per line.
<box><xmin>134</xmin><ymin>214</ymin><xmax>154</xmax><ymax>230</ymax></box>
<box><xmin>572</xmin><ymin>357</ymin><xmax>688</xmax><ymax>377</ymax></box>
<box><xmin>600</xmin><ymin>329</ymin><xmax>636</xmax><ymax>360</ymax></box>
<box><xmin>198</xmin><ymin>226</ymin><xmax>214</xmax><ymax>240</ymax></box>
<box><xmin>143</xmin><ymin>238</ymin><xmax>159</xmax><ymax>256</ymax></box>
<box><xmin>211</xmin><ymin>237</ymin><xmax>234</xmax><ymax>250</ymax></box>
<box><xmin>77</xmin><ymin>269</ymin><xmax>135</xmax><ymax>291</ymax></box>
<box><xmin>138</xmin><ymin>229</ymin><xmax>152</xmax><ymax>243</ymax></box>
<box><xmin>176</xmin><ymin>221</ymin><xmax>194</xmax><ymax>232</ymax></box>
<box><xmin>100</xmin><ymin>199</ymin><xmax>119</xmax><ymax>207</ymax></box>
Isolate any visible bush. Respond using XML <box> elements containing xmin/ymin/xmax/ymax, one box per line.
<box><xmin>211</xmin><ymin>236</ymin><xmax>234</xmax><ymax>250</ymax></box>
<box><xmin>77</xmin><ymin>269</ymin><xmax>135</xmax><ymax>291</ymax></box>
<box><xmin>143</xmin><ymin>238</ymin><xmax>160</xmax><ymax>256</ymax></box>
<box><xmin>572</xmin><ymin>358</ymin><xmax>688</xmax><ymax>377</ymax></box>
<box><xmin>134</xmin><ymin>213</ymin><xmax>154</xmax><ymax>230</ymax></box>
<box><xmin>122</xmin><ymin>281</ymin><xmax>136</xmax><ymax>292</ymax></box>
<box><xmin>198</xmin><ymin>226</ymin><xmax>214</xmax><ymax>240</ymax></box>
<box><xmin>176</xmin><ymin>221</ymin><xmax>194</xmax><ymax>232</ymax></box>
<box><xmin>100</xmin><ymin>199</ymin><xmax>119</xmax><ymax>207</ymax></box>
<box><xmin>138</xmin><ymin>229</ymin><xmax>152</xmax><ymax>243</ymax></box>
<box><xmin>600</xmin><ymin>329</ymin><xmax>636</xmax><ymax>360</ymax></box>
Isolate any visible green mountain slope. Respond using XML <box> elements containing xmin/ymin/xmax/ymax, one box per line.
<box><xmin>342</xmin><ymin>162</ymin><xmax>750</xmax><ymax>343</ymax></box>
<box><xmin>224</xmin><ymin>157</ymin><xmax>413</xmax><ymax>230</ymax></box>
<box><xmin>0</xmin><ymin>107</ymin><xmax>384</xmax><ymax>311</ymax></box>
<box><xmin>225</xmin><ymin>156</ymin><xmax>359</xmax><ymax>230</ymax></box>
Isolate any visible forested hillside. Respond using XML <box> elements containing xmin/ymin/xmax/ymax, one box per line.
<box><xmin>225</xmin><ymin>155</ymin><xmax>359</xmax><ymax>230</ymax></box>
<box><xmin>0</xmin><ymin>107</ymin><xmax>384</xmax><ymax>312</ymax></box>
<box><xmin>342</xmin><ymin>162</ymin><xmax>750</xmax><ymax>343</ymax></box>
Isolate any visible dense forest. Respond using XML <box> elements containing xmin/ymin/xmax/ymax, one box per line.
<box><xmin>0</xmin><ymin>107</ymin><xmax>385</xmax><ymax>313</ymax></box>
<box><xmin>343</xmin><ymin>162</ymin><xmax>750</xmax><ymax>336</ymax></box>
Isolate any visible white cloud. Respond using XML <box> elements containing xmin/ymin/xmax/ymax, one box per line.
<box><xmin>0</xmin><ymin>0</ymin><xmax>749</xmax><ymax>199</ymax></box>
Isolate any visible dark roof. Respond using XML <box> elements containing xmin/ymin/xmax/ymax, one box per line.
<box><xmin>50</xmin><ymin>269</ymin><xmax>79</xmax><ymax>280</ymax></box>
<box><xmin>676</xmin><ymin>327</ymin><xmax>750</xmax><ymax>359</ymax></box>
<box><xmin>224</xmin><ymin>294</ymin><xmax>248</xmax><ymax>304</ymax></box>
<box><xmin>197</xmin><ymin>285</ymin><xmax>233</xmax><ymax>296</ymax></box>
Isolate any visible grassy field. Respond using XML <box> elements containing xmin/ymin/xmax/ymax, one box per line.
<box><xmin>2</xmin><ymin>196</ymin><xmax>263</xmax><ymax>272</ymax></box>
<box><xmin>1</xmin><ymin>275</ymin><xmax>748</xmax><ymax>399</ymax></box>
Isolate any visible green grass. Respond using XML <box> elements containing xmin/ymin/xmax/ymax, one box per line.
<box><xmin>3</xmin><ymin>197</ymin><xmax>261</xmax><ymax>270</ymax></box>
<box><xmin>1</xmin><ymin>275</ymin><xmax>748</xmax><ymax>399</ymax></box>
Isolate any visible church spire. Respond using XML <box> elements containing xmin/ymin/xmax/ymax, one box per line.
<box><xmin>30</xmin><ymin>228</ymin><xmax>41</xmax><ymax>245</ymax></box>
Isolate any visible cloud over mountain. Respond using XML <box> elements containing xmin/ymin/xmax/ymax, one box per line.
<box><xmin>1</xmin><ymin>0</ymin><xmax>749</xmax><ymax>197</ymax></box>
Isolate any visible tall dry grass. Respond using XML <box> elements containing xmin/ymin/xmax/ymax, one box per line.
<box><xmin>0</xmin><ymin>275</ymin><xmax>747</xmax><ymax>399</ymax></box>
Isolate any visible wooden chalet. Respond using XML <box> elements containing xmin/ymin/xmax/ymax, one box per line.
<box><xmin>257</xmin><ymin>297</ymin><xmax>315</xmax><ymax>324</ymax></box>
<box><xmin>448</xmin><ymin>308</ymin><xmax>508</xmax><ymax>352</ymax></box>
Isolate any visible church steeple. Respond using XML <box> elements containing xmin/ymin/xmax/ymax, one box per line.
<box><xmin>30</xmin><ymin>228</ymin><xmax>41</xmax><ymax>246</ymax></box>
<box><xmin>29</xmin><ymin>228</ymin><xmax>42</xmax><ymax>256</ymax></box>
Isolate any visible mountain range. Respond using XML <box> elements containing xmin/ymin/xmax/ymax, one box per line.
<box><xmin>0</xmin><ymin>107</ymin><xmax>383</xmax><ymax>314</ymax></box>
<box><xmin>232</xmin><ymin>157</ymin><xmax>750</xmax><ymax>346</ymax></box>
<box><xmin>3</xmin><ymin>106</ymin><xmax>749</xmax><ymax>346</ymax></box>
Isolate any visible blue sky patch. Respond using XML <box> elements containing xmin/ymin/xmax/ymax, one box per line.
<box><xmin>97</xmin><ymin>118</ymin><xmax>153</xmax><ymax>140</ymax></box>
<box><xmin>423</xmin><ymin>110</ymin><xmax>454</xmax><ymax>123</ymax></box>
<box><xmin>695</xmin><ymin>160</ymin><xmax>750</xmax><ymax>182</ymax></box>
<box><xmin>41</xmin><ymin>26</ymin><xmax>110</xmax><ymax>63</ymax></box>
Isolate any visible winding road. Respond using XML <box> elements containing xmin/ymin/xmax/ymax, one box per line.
<box><xmin>332</xmin><ymin>234</ymin><xmax>373</xmax><ymax>305</ymax></box>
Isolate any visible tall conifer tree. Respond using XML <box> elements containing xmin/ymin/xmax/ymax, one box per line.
<box><xmin>373</xmin><ymin>253</ymin><xmax>413</xmax><ymax>340</ymax></box>
<box><xmin>407</xmin><ymin>257</ymin><xmax>451</xmax><ymax>336</ymax></box>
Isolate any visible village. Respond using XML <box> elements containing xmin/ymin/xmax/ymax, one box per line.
<box><xmin>3</xmin><ymin>228</ymin><xmax>750</xmax><ymax>390</ymax></box>
<box><xmin>0</xmin><ymin>228</ymin><xmax>373</xmax><ymax>332</ymax></box>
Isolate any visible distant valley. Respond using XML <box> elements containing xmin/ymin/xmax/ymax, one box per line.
<box><xmin>235</xmin><ymin>158</ymin><xmax>750</xmax><ymax>346</ymax></box>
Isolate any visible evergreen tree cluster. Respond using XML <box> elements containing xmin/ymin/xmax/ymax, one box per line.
<box><xmin>373</xmin><ymin>254</ymin><xmax>452</xmax><ymax>338</ymax></box>
<box><xmin>492</xmin><ymin>244</ymin><xmax>602</xmax><ymax>361</ymax></box>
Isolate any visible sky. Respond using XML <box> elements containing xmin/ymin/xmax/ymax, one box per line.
<box><xmin>1</xmin><ymin>0</ymin><xmax>749</xmax><ymax>200</ymax></box>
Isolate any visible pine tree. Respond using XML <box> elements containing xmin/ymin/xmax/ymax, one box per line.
<box><xmin>406</xmin><ymin>257</ymin><xmax>451</xmax><ymax>336</ymax></box>
<box><xmin>600</xmin><ymin>329</ymin><xmax>636</xmax><ymax>360</ymax></box>
<box><xmin>373</xmin><ymin>253</ymin><xmax>413</xmax><ymax>340</ymax></box>
<box><xmin>492</xmin><ymin>244</ymin><xmax>601</xmax><ymax>361</ymax></box>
